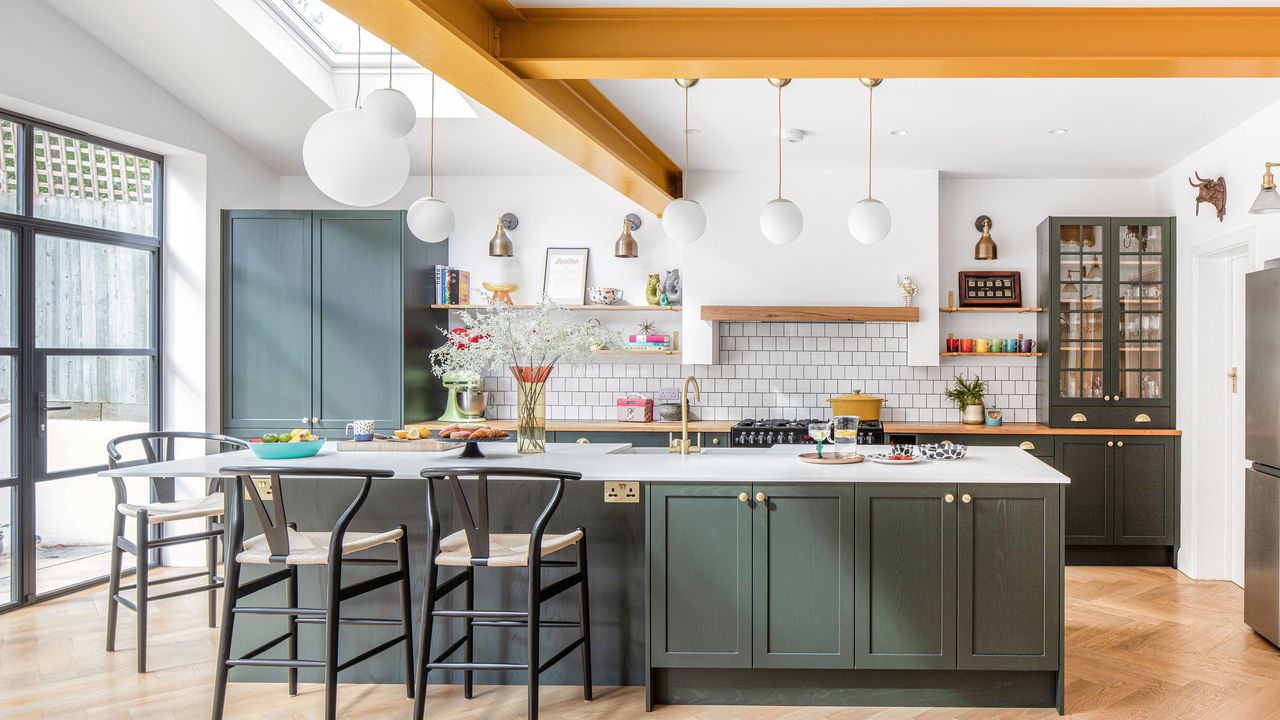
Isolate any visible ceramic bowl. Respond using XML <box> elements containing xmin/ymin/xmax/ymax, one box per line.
<box><xmin>657</xmin><ymin>403</ymin><xmax>682</xmax><ymax>421</ymax></box>
<box><xmin>587</xmin><ymin>287</ymin><xmax>623</xmax><ymax>305</ymax></box>
<box><xmin>917</xmin><ymin>443</ymin><xmax>968</xmax><ymax>460</ymax></box>
<box><xmin>249</xmin><ymin>437</ymin><xmax>325</xmax><ymax>460</ymax></box>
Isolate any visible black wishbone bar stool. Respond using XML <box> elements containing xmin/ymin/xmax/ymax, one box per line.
<box><xmin>414</xmin><ymin>467</ymin><xmax>592</xmax><ymax>720</ymax></box>
<box><xmin>106</xmin><ymin>431</ymin><xmax>249</xmax><ymax>673</ymax></box>
<box><xmin>211</xmin><ymin>466</ymin><xmax>414</xmax><ymax>720</ymax></box>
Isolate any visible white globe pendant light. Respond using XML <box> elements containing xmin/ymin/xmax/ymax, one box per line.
<box><xmin>759</xmin><ymin>78</ymin><xmax>802</xmax><ymax>245</ymax></box>
<box><xmin>304</xmin><ymin>108</ymin><xmax>409</xmax><ymax>207</ymax></box>
<box><xmin>848</xmin><ymin>78</ymin><xmax>892</xmax><ymax>245</ymax></box>
<box><xmin>364</xmin><ymin>48</ymin><xmax>416</xmax><ymax>138</ymax></box>
<box><xmin>303</xmin><ymin>27</ymin><xmax>408</xmax><ymax>207</ymax></box>
<box><xmin>406</xmin><ymin>73</ymin><xmax>455</xmax><ymax>243</ymax></box>
<box><xmin>365</xmin><ymin>88</ymin><xmax>416</xmax><ymax>139</ymax></box>
<box><xmin>663</xmin><ymin>79</ymin><xmax>707</xmax><ymax>244</ymax></box>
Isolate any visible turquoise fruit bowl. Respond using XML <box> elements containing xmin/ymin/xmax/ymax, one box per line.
<box><xmin>249</xmin><ymin>437</ymin><xmax>325</xmax><ymax>460</ymax></box>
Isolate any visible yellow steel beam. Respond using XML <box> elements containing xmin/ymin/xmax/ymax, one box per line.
<box><xmin>324</xmin><ymin>0</ymin><xmax>678</xmax><ymax>214</ymax></box>
<box><xmin>498</xmin><ymin>7</ymin><xmax>1280</xmax><ymax>79</ymax></box>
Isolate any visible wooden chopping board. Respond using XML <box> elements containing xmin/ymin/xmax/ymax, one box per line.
<box><xmin>335</xmin><ymin>438</ymin><xmax>463</xmax><ymax>452</ymax></box>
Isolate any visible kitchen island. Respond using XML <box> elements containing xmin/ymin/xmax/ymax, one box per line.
<box><xmin>107</xmin><ymin>443</ymin><xmax>1066</xmax><ymax>714</ymax></box>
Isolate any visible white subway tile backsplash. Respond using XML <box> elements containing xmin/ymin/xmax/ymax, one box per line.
<box><xmin>484</xmin><ymin>322</ymin><xmax>1039</xmax><ymax>423</ymax></box>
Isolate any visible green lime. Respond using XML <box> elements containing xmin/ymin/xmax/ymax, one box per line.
<box><xmin>262</xmin><ymin>433</ymin><xmax>278</xmax><ymax>443</ymax></box>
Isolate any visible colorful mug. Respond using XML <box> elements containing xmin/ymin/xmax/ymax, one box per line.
<box><xmin>345</xmin><ymin>419</ymin><xmax>376</xmax><ymax>441</ymax></box>
<box><xmin>1019</xmin><ymin>338</ymin><xmax>1037</xmax><ymax>353</ymax></box>
<box><xmin>989</xmin><ymin>338</ymin><xmax>1004</xmax><ymax>353</ymax></box>
<box><xmin>960</xmin><ymin>338</ymin><xmax>975</xmax><ymax>353</ymax></box>
<box><xmin>1004</xmin><ymin>338</ymin><xmax>1020</xmax><ymax>353</ymax></box>
<box><xmin>946</xmin><ymin>336</ymin><xmax>960</xmax><ymax>353</ymax></box>
<box><xmin>976</xmin><ymin>339</ymin><xmax>990</xmax><ymax>353</ymax></box>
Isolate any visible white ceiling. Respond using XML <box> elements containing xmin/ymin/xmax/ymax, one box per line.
<box><xmin>593</xmin><ymin>77</ymin><xmax>1280</xmax><ymax>178</ymax></box>
<box><xmin>41</xmin><ymin>0</ymin><xmax>582</xmax><ymax>177</ymax></box>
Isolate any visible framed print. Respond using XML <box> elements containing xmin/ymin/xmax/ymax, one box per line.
<box><xmin>958</xmin><ymin>270</ymin><xmax>1022</xmax><ymax>307</ymax></box>
<box><xmin>543</xmin><ymin>247</ymin><xmax>590</xmax><ymax>304</ymax></box>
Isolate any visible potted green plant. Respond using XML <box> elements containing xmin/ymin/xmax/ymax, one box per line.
<box><xmin>944</xmin><ymin>374</ymin><xmax>988</xmax><ymax>425</ymax></box>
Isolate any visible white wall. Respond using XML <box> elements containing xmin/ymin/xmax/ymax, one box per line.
<box><xmin>1153</xmin><ymin>98</ymin><xmax>1280</xmax><ymax>579</ymax></box>
<box><xmin>1</xmin><ymin>0</ymin><xmax>279</xmax><ymax>563</ymax></box>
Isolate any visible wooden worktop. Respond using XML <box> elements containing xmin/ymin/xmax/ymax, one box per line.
<box><xmin>410</xmin><ymin>419</ymin><xmax>1180</xmax><ymax>436</ymax></box>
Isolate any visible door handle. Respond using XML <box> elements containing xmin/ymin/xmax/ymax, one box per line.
<box><xmin>43</xmin><ymin>405</ymin><xmax>72</xmax><ymax>412</ymax></box>
<box><xmin>1229</xmin><ymin>367</ymin><xmax>1239</xmax><ymax>393</ymax></box>
<box><xmin>1019</xmin><ymin>441</ymin><xmax>1036</xmax><ymax>451</ymax></box>
<box><xmin>1071</xmin><ymin>413</ymin><xmax>1088</xmax><ymax>423</ymax></box>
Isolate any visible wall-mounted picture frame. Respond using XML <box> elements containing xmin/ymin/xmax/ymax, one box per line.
<box><xmin>543</xmin><ymin>247</ymin><xmax>590</xmax><ymax>304</ymax></box>
<box><xmin>958</xmin><ymin>270</ymin><xmax>1022</xmax><ymax>307</ymax></box>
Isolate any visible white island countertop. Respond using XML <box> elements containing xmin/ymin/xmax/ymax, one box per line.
<box><xmin>102</xmin><ymin>443</ymin><xmax>1069</xmax><ymax>485</ymax></box>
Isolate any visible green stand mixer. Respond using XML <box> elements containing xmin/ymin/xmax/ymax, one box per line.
<box><xmin>438</xmin><ymin>372</ymin><xmax>486</xmax><ymax>422</ymax></box>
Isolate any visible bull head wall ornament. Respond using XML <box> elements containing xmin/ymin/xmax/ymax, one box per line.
<box><xmin>1189</xmin><ymin>171</ymin><xmax>1227</xmax><ymax>221</ymax></box>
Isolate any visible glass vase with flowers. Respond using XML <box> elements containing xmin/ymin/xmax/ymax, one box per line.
<box><xmin>430</xmin><ymin>299</ymin><xmax>617</xmax><ymax>454</ymax></box>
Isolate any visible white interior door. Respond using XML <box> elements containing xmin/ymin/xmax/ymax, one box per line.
<box><xmin>1229</xmin><ymin>253</ymin><xmax>1249</xmax><ymax>587</ymax></box>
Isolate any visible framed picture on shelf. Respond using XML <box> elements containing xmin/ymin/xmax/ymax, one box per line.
<box><xmin>958</xmin><ymin>270</ymin><xmax>1022</xmax><ymax>307</ymax></box>
<box><xmin>543</xmin><ymin>247</ymin><xmax>590</xmax><ymax>304</ymax></box>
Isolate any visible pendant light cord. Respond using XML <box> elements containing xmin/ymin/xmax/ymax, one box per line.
<box><xmin>866</xmin><ymin>82</ymin><xmax>874</xmax><ymax>199</ymax></box>
<box><xmin>776</xmin><ymin>82</ymin><xmax>783</xmax><ymax>200</ymax></box>
<box><xmin>429</xmin><ymin>73</ymin><xmax>436</xmax><ymax>197</ymax></box>
<box><xmin>683</xmin><ymin>83</ymin><xmax>690</xmax><ymax>198</ymax></box>
<box><xmin>354</xmin><ymin>27</ymin><xmax>362</xmax><ymax>109</ymax></box>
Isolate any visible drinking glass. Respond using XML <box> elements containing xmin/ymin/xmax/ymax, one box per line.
<box><xmin>833</xmin><ymin>416</ymin><xmax>860</xmax><ymax>458</ymax></box>
<box><xmin>808</xmin><ymin>421</ymin><xmax>832</xmax><ymax>459</ymax></box>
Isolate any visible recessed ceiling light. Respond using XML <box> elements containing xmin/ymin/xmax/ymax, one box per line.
<box><xmin>889</xmin><ymin>129</ymin><xmax>909</xmax><ymax>136</ymax></box>
<box><xmin>1048</xmin><ymin>128</ymin><xmax>1069</xmax><ymax>135</ymax></box>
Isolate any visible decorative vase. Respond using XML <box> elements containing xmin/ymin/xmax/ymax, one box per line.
<box><xmin>961</xmin><ymin>403</ymin><xmax>986</xmax><ymax>425</ymax></box>
<box><xmin>511</xmin><ymin>365</ymin><xmax>552</xmax><ymax>454</ymax></box>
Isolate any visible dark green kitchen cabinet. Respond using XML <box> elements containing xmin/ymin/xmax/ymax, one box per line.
<box><xmin>958</xmin><ymin>484</ymin><xmax>1061</xmax><ymax>671</ymax></box>
<box><xmin>1037</xmin><ymin>217</ymin><xmax>1175</xmax><ymax>430</ymax></box>
<box><xmin>752</xmin><ymin>484</ymin><xmax>856</xmax><ymax>668</ymax></box>
<box><xmin>555</xmin><ymin>431</ymin><xmax>671</xmax><ymax>448</ymax></box>
<box><xmin>650</xmin><ymin>483</ymin><xmax>856</xmax><ymax>670</ymax></box>
<box><xmin>855</xmin><ymin>484</ymin><xmax>956</xmax><ymax>670</ymax></box>
<box><xmin>650</xmin><ymin>484</ymin><xmax>753</xmax><ymax>668</ymax></box>
<box><xmin>1055</xmin><ymin>435</ymin><xmax>1178</xmax><ymax>548</ymax></box>
<box><xmin>221</xmin><ymin>210</ymin><xmax>444</xmax><ymax>438</ymax></box>
<box><xmin>1114</xmin><ymin>437</ymin><xmax>1176</xmax><ymax>545</ymax></box>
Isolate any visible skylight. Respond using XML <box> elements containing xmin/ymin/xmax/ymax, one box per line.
<box><xmin>264</xmin><ymin>0</ymin><xmax>414</xmax><ymax>67</ymax></box>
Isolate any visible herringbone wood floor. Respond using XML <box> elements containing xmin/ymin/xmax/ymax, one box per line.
<box><xmin>2</xmin><ymin>566</ymin><xmax>1279</xmax><ymax>719</ymax></box>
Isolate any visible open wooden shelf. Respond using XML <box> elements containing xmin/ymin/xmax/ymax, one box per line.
<box><xmin>700</xmin><ymin>305</ymin><xmax>920</xmax><ymax>323</ymax></box>
<box><xmin>595</xmin><ymin>349</ymin><xmax>680</xmax><ymax>356</ymax></box>
<box><xmin>432</xmin><ymin>304</ymin><xmax>682</xmax><ymax>312</ymax></box>
<box><xmin>939</xmin><ymin>307</ymin><xmax>1043</xmax><ymax>313</ymax></box>
<box><xmin>940</xmin><ymin>352</ymin><xmax>1044</xmax><ymax>357</ymax></box>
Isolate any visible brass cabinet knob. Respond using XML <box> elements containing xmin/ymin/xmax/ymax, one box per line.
<box><xmin>1117</xmin><ymin>441</ymin><xmax>1124</xmax><ymax>447</ymax></box>
<box><xmin>1071</xmin><ymin>413</ymin><xmax>1088</xmax><ymax>423</ymax></box>
<box><xmin>941</xmin><ymin>440</ymin><xmax>954</xmax><ymax>445</ymax></box>
<box><xmin>1019</xmin><ymin>441</ymin><xmax>1035</xmax><ymax>451</ymax></box>
<box><xmin>1107</xmin><ymin>441</ymin><xmax>1115</xmax><ymax>447</ymax></box>
<box><xmin>577</xmin><ymin>437</ymin><xmax>591</xmax><ymax>444</ymax></box>
<box><xmin>756</xmin><ymin>492</ymin><xmax>768</xmax><ymax>503</ymax></box>
<box><xmin>1134</xmin><ymin>413</ymin><xmax>1152</xmax><ymax>423</ymax></box>
<box><xmin>962</xmin><ymin>493</ymin><xmax>972</xmax><ymax>504</ymax></box>
<box><xmin>945</xmin><ymin>493</ymin><xmax>955</xmax><ymax>504</ymax></box>
<box><xmin>712</xmin><ymin>437</ymin><xmax>721</xmax><ymax>445</ymax></box>
<box><xmin>1104</xmin><ymin>395</ymin><xmax>1111</xmax><ymax>401</ymax></box>
<box><xmin>738</xmin><ymin>492</ymin><xmax>749</xmax><ymax>503</ymax></box>
<box><xmin>312</xmin><ymin>417</ymin><xmax>319</xmax><ymax>423</ymax></box>
<box><xmin>301</xmin><ymin>417</ymin><xmax>309</xmax><ymax>424</ymax></box>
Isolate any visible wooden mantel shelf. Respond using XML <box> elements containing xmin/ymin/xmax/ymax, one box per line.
<box><xmin>700</xmin><ymin>305</ymin><xmax>920</xmax><ymax>323</ymax></box>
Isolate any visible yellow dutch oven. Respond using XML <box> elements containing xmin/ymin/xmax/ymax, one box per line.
<box><xmin>827</xmin><ymin>390</ymin><xmax>885</xmax><ymax>420</ymax></box>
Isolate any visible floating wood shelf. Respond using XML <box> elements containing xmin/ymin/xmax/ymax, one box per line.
<box><xmin>700</xmin><ymin>305</ymin><xmax>920</xmax><ymax>323</ymax></box>
<box><xmin>432</xmin><ymin>304</ymin><xmax>682</xmax><ymax>312</ymax></box>
<box><xmin>595</xmin><ymin>349</ymin><xmax>680</xmax><ymax>356</ymax></box>
<box><xmin>940</xmin><ymin>352</ymin><xmax>1044</xmax><ymax>357</ymax></box>
<box><xmin>939</xmin><ymin>307</ymin><xmax>1044</xmax><ymax>313</ymax></box>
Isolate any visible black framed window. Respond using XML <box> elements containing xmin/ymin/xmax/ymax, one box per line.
<box><xmin>0</xmin><ymin>109</ymin><xmax>162</xmax><ymax>610</ymax></box>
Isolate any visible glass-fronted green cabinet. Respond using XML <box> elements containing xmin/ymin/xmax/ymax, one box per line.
<box><xmin>1036</xmin><ymin>217</ymin><xmax>1174</xmax><ymax>429</ymax></box>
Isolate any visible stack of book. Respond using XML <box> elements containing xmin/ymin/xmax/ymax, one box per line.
<box><xmin>624</xmin><ymin>334</ymin><xmax>672</xmax><ymax>352</ymax></box>
<box><xmin>433</xmin><ymin>265</ymin><xmax>470</xmax><ymax>305</ymax></box>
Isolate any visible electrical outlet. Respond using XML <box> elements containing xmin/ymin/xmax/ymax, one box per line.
<box><xmin>252</xmin><ymin>477</ymin><xmax>273</xmax><ymax>500</ymax></box>
<box><xmin>604</xmin><ymin>481</ymin><xmax>640</xmax><ymax>504</ymax></box>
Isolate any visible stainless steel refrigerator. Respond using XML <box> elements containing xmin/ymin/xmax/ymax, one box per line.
<box><xmin>1245</xmin><ymin>266</ymin><xmax>1280</xmax><ymax>645</ymax></box>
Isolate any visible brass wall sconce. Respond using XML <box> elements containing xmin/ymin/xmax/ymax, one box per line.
<box><xmin>974</xmin><ymin>215</ymin><xmax>997</xmax><ymax>260</ymax></box>
<box><xmin>488</xmin><ymin>212</ymin><xmax>519</xmax><ymax>257</ymax></box>
<box><xmin>1249</xmin><ymin>162</ymin><xmax>1280</xmax><ymax>214</ymax></box>
<box><xmin>614</xmin><ymin>213</ymin><xmax>642</xmax><ymax>258</ymax></box>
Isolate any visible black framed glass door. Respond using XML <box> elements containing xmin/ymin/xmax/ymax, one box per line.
<box><xmin>1</xmin><ymin>109</ymin><xmax>162</xmax><ymax>609</ymax></box>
